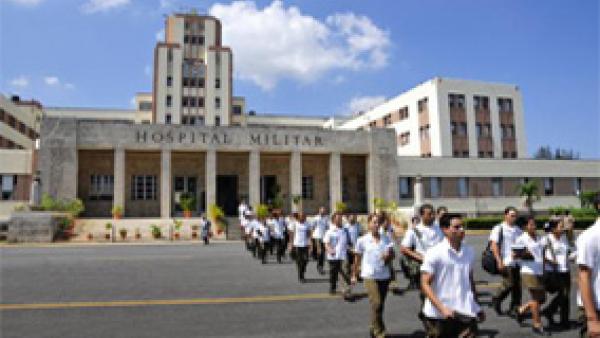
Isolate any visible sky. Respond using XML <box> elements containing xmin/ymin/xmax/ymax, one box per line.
<box><xmin>1</xmin><ymin>0</ymin><xmax>598</xmax><ymax>158</ymax></box>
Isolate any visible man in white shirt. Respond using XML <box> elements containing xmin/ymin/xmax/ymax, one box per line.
<box><xmin>577</xmin><ymin>193</ymin><xmax>600</xmax><ymax>338</ymax></box>
<box><xmin>238</xmin><ymin>199</ymin><xmax>249</xmax><ymax>221</ymax></box>
<box><xmin>344</xmin><ymin>214</ymin><xmax>362</xmax><ymax>278</ymax></box>
<box><xmin>311</xmin><ymin>207</ymin><xmax>329</xmax><ymax>275</ymax></box>
<box><xmin>421</xmin><ymin>213</ymin><xmax>484</xmax><ymax>338</ymax></box>
<box><xmin>490</xmin><ymin>206</ymin><xmax>523</xmax><ymax>316</ymax></box>
<box><xmin>324</xmin><ymin>213</ymin><xmax>352</xmax><ymax>296</ymax></box>
<box><xmin>400</xmin><ymin>204</ymin><xmax>444</xmax><ymax>290</ymax></box>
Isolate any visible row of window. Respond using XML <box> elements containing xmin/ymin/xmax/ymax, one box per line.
<box><xmin>0</xmin><ymin>175</ymin><xmax>17</xmax><ymax>200</ymax></box>
<box><xmin>184</xmin><ymin>21</ymin><xmax>205</xmax><ymax>31</ymax></box>
<box><xmin>419</xmin><ymin>124</ymin><xmax>430</xmax><ymax>140</ymax></box>
<box><xmin>0</xmin><ymin>108</ymin><xmax>38</xmax><ymax>141</ymax></box>
<box><xmin>183</xmin><ymin>35</ymin><xmax>205</xmax><ymax>45</ymax></box>
<box><xmin>449</xmin><ymin>93</ymin><xmax>513</xmax><ymax>113</ymax></box>
<box><xmin>165</xmin><ymin>95</ymin><xmax>221</xmax><ymax>109</ymax></box>
<box><xmin>399</xmin><ymin>176</ymin><xmax>584</xmax><ymax>199</ymax></box>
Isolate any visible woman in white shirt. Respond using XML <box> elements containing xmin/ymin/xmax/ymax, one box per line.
<box><xmin>289</xmin><ymin>213</ymin><xmax>312</xmax><ymax>282</ymax></box>
<box><xmin>515</xmin><ymin>217</ymin><xmax>549</xmax><ymax>336</ymax></box>
<box><xmin>352</xmin><ymin>213</ymin><xmax>395</xmax><ymax>338</ymax></box>
<box><xmin>541</xmin><ymin>218</ymin><xmax>575</xmax><ymax>328</ymax></box>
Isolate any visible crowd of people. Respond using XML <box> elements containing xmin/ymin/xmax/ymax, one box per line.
<box><xmin>233</xmin><ymin>195</ymin><xmax>600</xmax><ymax>338</ymax></box>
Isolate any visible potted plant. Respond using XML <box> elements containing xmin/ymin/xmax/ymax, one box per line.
<box><xmin>191</xmin><ymin>225</ymin><xmax>199</xmax><ymax>239</ymax></box>
<box><xmin>268</xmin><ymin>184</ymin><xmax>284</xmax><ymax>213</ymax></box>
<box><xmin>119</xmin><ymin>228</ymin><xmax>127</xmax><ymax>240</ymax></box>
<box><xmin>208</xmin><ymin>204</ymin><xmax>226</xmax><ymax>235</ymax></box>
<box><xmin>291</xmin><ymin>194</ymin><xmax>302</xmax><ymax>211</ymax></box>
<box><xmin>335</xmin><ymin>201</ymin><xmax>347</xmax><ymax>214</ymax></box>
<box><xmin>87</xmin><ymin>232</ymin><xmax>93</xmax><ymax>241</ymax></box>
<box><xmin>180</xmin><ymin>193</ymin><xmax>196</xmax><ymax>218</ymax></box>
<box><xmin>112</xmin><ymin>205</ymin><xmax>123</xmax><ymax>219</ymax></box>
<box><xmin>135</xmin><ymin>227</ymin><xmax>141</xmax><ymax>240</ymax></box>
<box><xmin>173</xmin><ymin>219</ymin><xmax>183</xmax><ymax>240</ymax></box>
<box><xmin>150</xmin><ymin>224</ymin><xmax>162</xmax><ymax>239</ymax></box>
<box><xmin>256</xmin><ymin>203</ymin><xmax>270</xmax><ymax>219</ymax></box>
<box><xmin>105</xmin><ymin>222</ymin><xmax>112</xmax><ymax>240</ymax></box>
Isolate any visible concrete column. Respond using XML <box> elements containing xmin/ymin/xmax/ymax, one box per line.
<box><xmin>329</xmin><ymin>152</ymin><xmax>342</xmax><ymax>213</ymax></box>
<box><xmin>160</xmin><ymin>149</ymin><xmax>171</xmax><ymax>218</ymax></box>
<box><xmin>413</xmin><ymin>175</ymin><xmax>424</xmax><ymax>216</ymax></box>
<box><xmin>205</xmin><ymin>150</ymin><xmax>216</xmax><ymax>212</ymax></box>
<box><xmin>249</xmin><ymin>150</ymin><xmax>260</xmax><ymax>209</ymax></box>
<box><xmin>290</xmin><ymin>151</ymin><xmax>302</xmax><ymax>212</ymax></box>
<box><xmin>366</xmin><ymin>154</ymin><xmax>379</xmax><ymax>213</ymax></box>
<box><xmin>113</xmin><ymin>147</ymin><xmax>126</xmax><ymax>215</ymax></box>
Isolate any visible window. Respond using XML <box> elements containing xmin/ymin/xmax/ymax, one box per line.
<box><xmin>544</xmin><ymin>178</ymin><xmax>554</xmax><ymax>196</ymax></box>
<box><xmin>419</xmin><ymin>124</ymin><xmax>430</xmax><ymax>140</ymax></box>
<box><xmin>215</xmin><ymin>78</ymin><xmax>221</xmax><ymax>89</ymax></box>
<box><xmin>138</xmin><ymin>102</ymin><xmax>152</xmax><ymax>111</ymax></box>
<box><xmin>398</xmin><ymin>132</ymin><xmax>410</xmax><ymax>146</ymax></box>
<box><xmin>399</xmin><ymin>177</ymin><xmax>412</xmax><ymax>199</ymax></box>
<box><xmin>167</xmin><ymin>76</ymin><xmax>172</xmax><ymax>87</ymax></box>
<box><xmin>215</xmin><ymin>97</ymin><xmax>221</xmax><ymax>109</ymax></box>
<box><xmin>215</xmin><ymin>116</ymin><xmax>221</xmax><ymax>126</ymax></box>
<box><xmin>184</xmin><ymin>35</ymin><xmax>190</xmax><ymax>43</ymax></box>
<box><xmin>90</xmin><ymin>175</ymin><xmax>114</xmax><ymax>200</ymax></box>
<box><xmin>418</xmin><ymin>98</ymin><xmax>428</xmax><ymax>113</ymax></box>
<box><xmin>474</xmin><ymin>95</ymin><xmax>489</xmax><ymax>110</ymax></box>
<box><xmin>398</xmin><ymin>106</ymin><xmax>409</xmax><ymax>120</ymax></box>
<box><xmin>165</xmin><ymin>114</ymin><xmax>172</xmax><ymax>124</ymax></box>
<box><xmin>574</xmin><ymin>178</ymin><xmax>582</xmax><ymax>195</ymax></box>
<box><xmin>476</xmin><ymin>123</ymin><xmax>491</xmax><ymax>137</ymax></box>
<box><xmin>131</xmin><ymin>175</ymin><xmax>157</xmax><ymax>200</ymax></box>
<box><xmin>492</xmin><ymin>177</ymin><xmax>503</xmax><ymax>197</ymax></box>
<box><xmin>182</xmin><ymin>96</ymin><xmax>189</xmax><ymax>107</ymax></box>
<box><xmin>383</xmin><ymin>114</ymin><xmax>392</xmax><ymax>126</ymax></box>
<box><xmin>198</xmin><ymin>97</ymin><xmax>204</xmax><ymax>108</ymax></box>
<box><xmin>462</xmin><ymin>151</ymin><xmax>469</xmax><ymax>158</ymax></box>
<box><xmin>166</xmin><ymin>95</ymin><xmax>172</xmax><ymax>107</ymax></box>
<box><xmin>1</xmin><ymin>175</ymin><xmax>16</xmax><ymax>200</ymax></box>
<box><xmin>0</xmin><ymin>108</ymin><xmax>4</xmax><ymax>121</ymax></box>
<box><xmin>430</xmin><ymin>177</ymin><xmax>441</xmax><ymax>198</ymax></box>
<box><xmin>233</xmin><ymin>105</ymin><xmax>242</xmax><ymax>115</ymax></box>
<box><xmin>198</xmin><ymin>36</ymin><xmax>205</xmax><ymax>45</ymax></box>
<box><xmin>498</xmin><ymin>97</ymin><xmax>513</xmax><ymax>112</ymax></box>
<box><xmin>502</xmin><ymin>124</ymin><xmax>515</xmax><ymax>139</ymax></box>
<box><xmin>302</xmin><ymin>176</ymin><xmax>314</xmax><ymax>199</ymax></box>
<box><xmin>457</xmin><ymin>178</ymin><xmax>469</xmax><ymax>197</ymax></box>
<box><xmin>342</xmin><ymin>177</ymin><xmax>350</xmax><ymax>201</ymax></box>
<box><xmin>167</xmin><ymin>49</ymin><xmax>173</xmax><ymax>62</ymax></box>
<box><xmin>448</xmin><ymin>93</ymin><xmax>465</xmax><ymax>109</ymax></box>
<box><xmin>197</xmin><ymin>116</ymin><xmax>205</xmax><ymax>125</ymax></box>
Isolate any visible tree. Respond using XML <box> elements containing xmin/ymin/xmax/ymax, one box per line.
<box><xmin>534</xmin><ymin>145</ymin><xmax>580</xmax><ymax>160</ymax></box>
<box><xmin>518</xmin><ymin>180</ymin><xmax>541</xmax><ymax>215</ymax></box>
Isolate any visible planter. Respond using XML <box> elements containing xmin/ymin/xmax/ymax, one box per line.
<box><xmin>113</xmin><ymin>214</ymin><xmax>122</xmax><ymax>220</ymax></box>
<box><xmin>87</xmin><ymin>233</ymin><xmax>93</xmax><ymax>241</ymax></box>
<box><xmin>191</xmin><ymin>231</ymin><xmax>198</xmax><ymax>239</ymax></box>
<box><xmin>216</xmin><ymin>228</ymin><xmax>223</xmax><ymax>235</ymax></box>
<box><xmin>183</xmin><ymin>210</ymin><xmax>192</xmax><ymax>218</ymax></box>
<box><xmin>174</xmin><ymin>233</ymin><xmax>180</xmax><ymax>240</ymax></box>
<box><xmin>119</xmin><ymin>231</ymin><xmax>127</xmax><ymax>240</ymax></box>
<box><xmin>135</xmin><ymin>233</ymin><xmax>141</xmax><ymax>240</ymax></box>
<box><xmin>105</xmin><ymin>233</ymin><xmax>110</xmax><ymax>240</ymax></box>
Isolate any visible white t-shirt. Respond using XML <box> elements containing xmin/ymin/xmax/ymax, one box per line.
<box><xmin>238</xmin><ymin>203</ymin><xmax>248</xmax><ymax>220</ymax></box>
<box><xmin>248</xmin><ymin>220</ymin><xmax>261</xmax><ymax>238</ymax></box>
<box><xmin>576</xmin><ymin>219</ymin><xmax>600</xmax><ymax>310</ymax></box>
<box><xmin>421</xmin><ymin>239</ymin><xmax>481</xmax><ymax>319</ymax></box>
<box><xmin>254</xmin><ymin>222</ymin><xmax>270</xmax><ymax>243</ymax></box>
<box><xmin>489</xmin><ymin>223</ymin><xmax>523</xmax><ymax>267</ymax></box>
<box><xmin>291</xmin><ymin>221</ymin><xmax>311</xmax><ymax>247</ymax></box>
<box><xmin>345</xmin><ymin>222</ymin><xmax>361</xmax><ymax>248</ymax></box>
<box><xmin>323</xmin><ymin>227</ymin><xmax>350</xmax><ymax>261</ymax></box>
<box><xmin>543</xmin><ymin>234</ymin><xmax>573</xmax><ymax>273</ymax></box>
<box><xmin>312</xmin><ymin>215</ymin><xmax>329</xmax><ymax>239</ymax></box>
<box><xmin>268</xmin><ymin>218</ymin><xmax>284</xmax><ymax>239</ymax></box>
<box><xmin>355</xmin><ymin>233</ymin><xmax>394</xmax><ymax>280</ymax></box>
<box><xmin>401</xmin><ymin>223</ymin><xmax>444</xmax><ymax>255</ymax></box>
<box><xmin>516</xmin><ymin>232</ymin><xmax>544</xmax><ymax>276</ymax></box>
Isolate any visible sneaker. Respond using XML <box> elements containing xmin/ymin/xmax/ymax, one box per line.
<box><xmin>515</xmin><ymin>308</ymin><xmax>525</xmax><ymax>325</ymax></box>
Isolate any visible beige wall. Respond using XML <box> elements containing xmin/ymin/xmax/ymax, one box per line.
<box><xmin>302</xmin><ymin>154</ymin><xmax>329</xmax><ymax>214</ymax></box>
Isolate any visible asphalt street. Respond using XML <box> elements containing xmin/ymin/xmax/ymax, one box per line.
<box><xmin>0</xmin><ymin>236</ymin><xmax>584</xmax><ymax>338</ymax></box>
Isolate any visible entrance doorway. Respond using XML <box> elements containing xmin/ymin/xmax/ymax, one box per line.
<box><xmin>260</xmin><ymin>175</ymin><xmax>278</xmax><ymax>205</ymax></box>
<box><xmin>217</xmin><ymin>175</ymin><xmax>238</xmax><ymax>216</ymax></box>
<box><xmin>173</xmin><ymin>176</ymin><xmax>198</xmax><ymax>215</ymax></box>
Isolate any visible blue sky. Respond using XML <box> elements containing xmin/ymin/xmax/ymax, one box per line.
<box><xmin>1</xmin><ymin>0</ymin><xmax>598</xmax><ymax>158</ymax></box>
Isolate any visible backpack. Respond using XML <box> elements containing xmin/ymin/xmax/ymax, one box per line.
<box><xmin>482</xmin><ymin>225</ymin><xmax>503</xmax><ymax>275</ymax></box>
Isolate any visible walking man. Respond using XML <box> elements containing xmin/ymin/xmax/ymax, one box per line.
<box><xmin>323</xmin><ymin>213</ymin><xmax>352</xmax><ymax>296</ymax></box>
<box><xmin>312</xmin><ymin>207</ymin><xmax>329</xmax><ymax>275</ymax></box>
<box><xmin>290</xmin><ymin>213</ymin><xmax>312</xmax><ymax>282</ymax></box>
<box><xmin>421</xmin><ymin>214</ymin><xmax>484</xmax><ymax>338</ymax></box>
<box><xmin>490</xmin><ymin>206</ymin><xmax>523</xmax><ymax>316</ymax></box>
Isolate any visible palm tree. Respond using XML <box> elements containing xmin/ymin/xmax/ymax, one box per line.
<box><xmin>518</xmin><ymin>180</ymin><xmax>541</xmax><ymax>216</ymax></box>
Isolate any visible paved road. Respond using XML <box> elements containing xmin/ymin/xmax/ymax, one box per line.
<box><xmin>0</xmin><ymin>236</ymin><xmax>583</xmax><ymax>337</ymax></box>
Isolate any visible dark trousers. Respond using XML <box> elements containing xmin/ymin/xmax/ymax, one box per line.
<box><xmin>258</xmin><ymin>240</ymin><xmax>270</xmax><ymax>263</ymax></box>
<box><xmin>312</xmin><ymin>239</ymin><xmax>325</xmax><ymax>271</ymax></box>
<box><xmin>295</xmin><ymin>246</ymin><xmax>309</xmax><ymax>280</ymax></box>
<box><xmin>344</xmin><ymin>251</ymin><xmax>354</xmax><ymax>277</ymax></box>
<box><xmin>494</xmin><ymin>266</ymin><xmax>522</xmax><ymax>311</ymax></box>
<box><xmin>328</xmin><ymin>259</ymin><xmax>351</xmax><ymax>292</ymax></box>
<box><xmin>273</xmin><ymin>238</ymin><xmax>285</xmax><ymax>263</ymax></box>
<box><xmin>423</xmin><ymin>317</ymin><xmax>479</xmax><ymax>338</ymax></box>
<box><xmin>364</xmin><ymin>279</ymin><xmax>390</xmax><ymax>337</ymax></box>
<box><xmin>202</xmin><ymin>235</ymin><xmax>209</xmax><ymax>245</ymax></box>
<box><xmin>543</xmin><ymin>272</ymin><xmax>570</xmax><ymax>324</ymax></box>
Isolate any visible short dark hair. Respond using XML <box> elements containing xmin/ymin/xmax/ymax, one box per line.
<box><xmin>594</xmin><ymin>193</ymin><xmax>600</xmax><ymax>212</ymax></box>
<box><xmin>439</xmin><ymin>213</ymin><xmax>462</xmax><ymax>228</ymax></box>
<box><xmin>419</xmin><ymin>203</ymin><xmax>434</xmax><ymax>216</ymax></box>
<box><xmin>436</xmin><ymin>206</ymin><xmax>448</xmax><ymax>215</ymax></box>
<box><xmin>504</xmin><ymin>206</ymin><xmax>517</xmax><ymax>215</ymax></box>
<box><xmin>547</xmin><ymin>218</ymin><xmax>560</xmax><ymax>231</ymax></box>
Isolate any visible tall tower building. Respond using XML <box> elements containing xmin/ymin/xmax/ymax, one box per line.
<box><xmin>153</xmin><ymin>13</ymin><xmax>232</xmax><ymax>126</ymax></box>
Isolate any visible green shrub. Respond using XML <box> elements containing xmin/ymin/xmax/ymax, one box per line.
<box><xmin>255</xmin><ymin>204</ymin><xmax>269</xmax><ymax>219</ymax></box>
<box><xmin>40</xmin><ymin>193</ymin><xmax>84</xmax><ymax>217</ymax></box>
<box><xmin>150</xmin><ymin>224</ymin><xmax>162</xmax><ymax>238</ymax></box>
<box><xmin>335</xmin><ymin>201</ymin><xmax>347</xmax><ymax>214</ymax></box>
<box><xmin>548</xmin><ymin>207</ymin><xmax>597</xmax><ymax>218</ymax></box>
<box><xmin>179</xmin><ymin>193</ymin><xmax>196</xmax><ymax>212</ymax></box>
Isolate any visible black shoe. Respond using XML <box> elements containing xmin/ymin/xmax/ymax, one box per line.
<box><xmin>532</xmin><ymin>326</ymin><xmax>550</xmax><ymax>336</ymax></box>
<box><xmin>515</xmin><ymin>308</ymin><xmax>525</xmax><ymax>325</ymax></box>
<box><xmin>542</xmin><ymin>311</ymin><xmax>557</xmax><ymax>327</ymax></box>
<box><xmin>491</xmin><ymin>297</ymin><xmax>502</xmax><ymax>316</ymax></box>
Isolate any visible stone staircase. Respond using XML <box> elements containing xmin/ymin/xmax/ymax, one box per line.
<box><xmin>225</xmin><ymin>216</ymin><xmax>243</xmax><ymax>241</ymax></box>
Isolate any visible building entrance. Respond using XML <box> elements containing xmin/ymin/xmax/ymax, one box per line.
<box><xmin>173</xmin><ymin>176</ymin><xmax>198</xmax><ymax>215</ymax></box>
<box><xmin>217</xmin><ymin>175</ymin><xmax>238</xmax><ymax>216</ymax></box>
<box><xmin>260</xmin><ymin>175</ymin><xmax>278</xmax><ymax>206</ymax></box>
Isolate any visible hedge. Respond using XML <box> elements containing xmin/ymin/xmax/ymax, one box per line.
<box><xmin>464</xmin><ymin>216</ymin><xmax>597</xmax><ymax>230</ymax></box>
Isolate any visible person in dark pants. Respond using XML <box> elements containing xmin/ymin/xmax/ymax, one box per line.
<box><xmin>269</xmin><ymin>212</ymin><xmax>286</xmax><ymax>263</ymax></box>
<box><xmin>490</xmin><ymin>207</ymin><xmax>523</xmax><ymax>316</ymax></box>
<box><xmin>290</xmin><ymin>213</ymin><xmax>312</xmax><ymax>282</ymax></box>
<box><xmin>323</xmin><ymin>213</ymin><xmax>352</xmax><ymax>296</ymax></box>
<box><xmin>542</xmin><ymin>218</ymin><xmax>575</xmax><ymax>329</ymax></box>
<box><xmin>353</xmin><ymin>213</ymin><xmax>395</xmax><ymax>338</ymax></box>
<box><xmin>311</xmin><ymin>207</ymin><xmax>329</xmax><ymax>275</ymax></box>
<box><xmin>200</xmin><ymin>214</ymin><xmax>211</xmax><ymax>245</ymax></box>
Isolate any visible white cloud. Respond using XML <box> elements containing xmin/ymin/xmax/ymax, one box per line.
<box><xmin>7</xmin><ymin>0</ymin><xmax>44</xmax><ymax>7</ymax></box>
<box><xmin>44</xmin><ymin>76</ymin><xmax>60</xmax><ymax>86</ymax></box>
<box><xmin>155</xmin><ymin>28</ymin><xmax>165</xmax><ymax>41</ymax></box>
<box><xmin>346</xmin><ymin>95</ymin><xmax>386</xmax><ymax>115</ymax></box>
<box><xmin>10</xmin><ymin>76</ymin><xmax>29</xmax><ymax>88</ymax></box>
<box><xmin>209</xmin><ymin>1</ymin><xmax>390</xmax><ymax>90</ymax></box>
<box><xmin>65</xmin><ymin>83</ymin><xmax>76</xmax><ymax>90</ymax></box>
<box><xmin>81</xmin><ymin>0</ymin><xmax>130</xmax><ymax>14</ymax></box>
